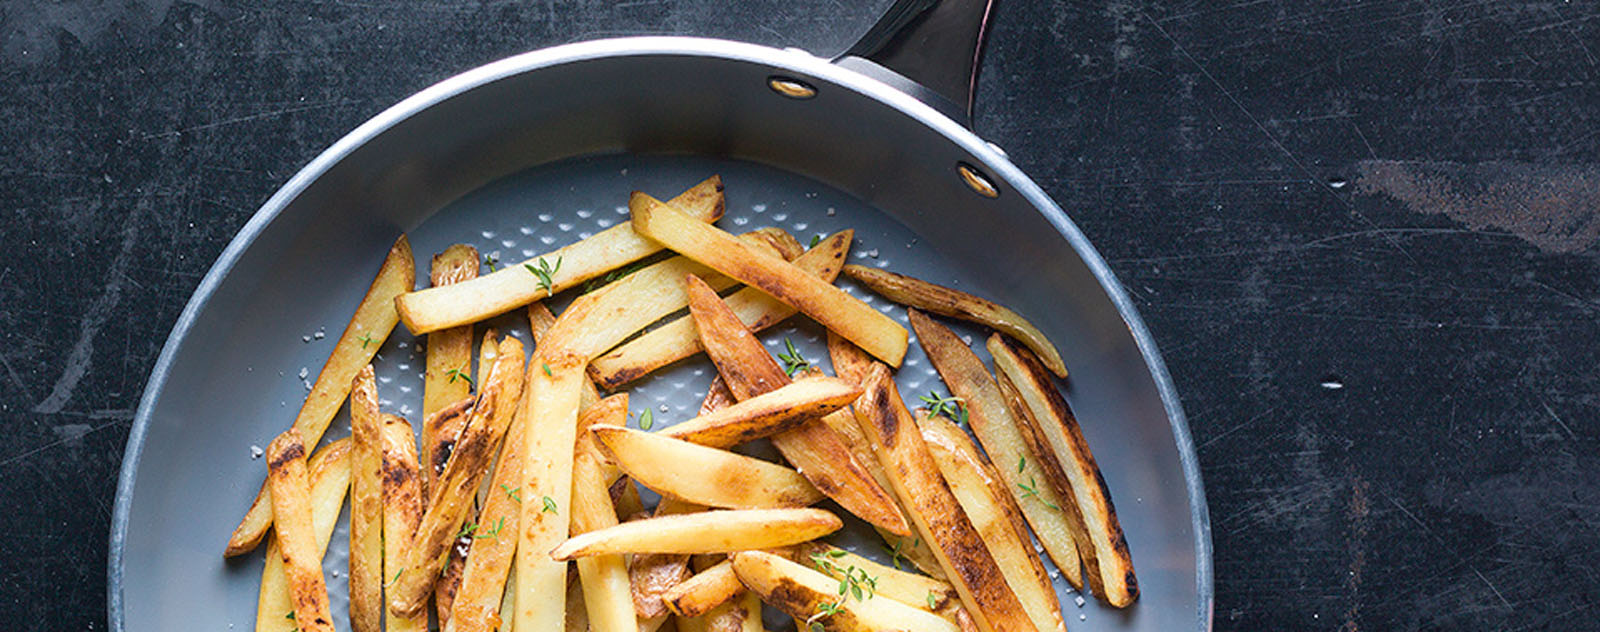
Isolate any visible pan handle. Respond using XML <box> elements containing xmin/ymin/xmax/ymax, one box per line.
<box><xmin>833</xmin><ymin>0</ymin><xmax>995</xmax><ymax>126</ymax></box>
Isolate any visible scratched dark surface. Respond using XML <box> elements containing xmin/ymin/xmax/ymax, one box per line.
<box><xmin>5</xmin><ymin>0</ymin><xmax>1599</xmax><ymax>630</ymax></box>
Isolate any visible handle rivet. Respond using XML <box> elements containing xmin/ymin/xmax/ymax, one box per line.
<box><xmin>767</xmin><ymin>76</ymin><xmax>818</xmax><ymax>99</ymax></box>
<box><xmin>956</xmin><ymin>162</ymin><xmax>999</xmax><ymax>198</ymax></box>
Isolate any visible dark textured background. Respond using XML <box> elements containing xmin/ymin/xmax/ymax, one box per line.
<box><xmin>5</xmin><ymin>0</ymin><xmax>1600</xmax><ymax>629</ymax></box>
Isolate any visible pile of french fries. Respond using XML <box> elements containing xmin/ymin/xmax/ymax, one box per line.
<box><xmin>227</xmin><ymin>175</ymin><xmax>1137</xmax><ymax>632</ymax></box>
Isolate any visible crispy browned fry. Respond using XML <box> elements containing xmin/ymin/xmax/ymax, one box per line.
<box><xmin>908</xmin><ymin>310</ymin><xmax>1083</xmax><ymax>589</ymax></box>
<box><xmin>376</xmin><ymin>416</ymin><xmax>428</xmax><ymax>632</ymax></box>
<box><xmin>662</xmin><ymin>560</ymin><xmax>741</xmax><ymax>618</ymax></box>
<box><xmin>989</xmin><ymin>334</ymin><xmax>1137</xmax><ymax>607</ymax></box>
<box><xmin>573</xmin><ymin>397</ymin><xmax>636</xmax><ymax>632</ymax></box>
<box><xmin>444</xmin><ymin>394</ymin><xmax>533</xmax><ymax>632</ymax></box>
<box><xmin>423</xmin><ymin>243</ymin><xmax>481</xmax><ymax>494</ymax></box>
<box><xmin>513</xmin><ymin>347</ymin><xmax>588</xmax><ymax>632</ymax></box>
<box><xmin>826</xmin><ymin>330</ymin><xmax>873</xmax><ymax>387</ymax></box>
<box><xmin>347</xmin><ymin>366</ymin><xmax>384</xmax><ymax>632</ymax></box>
<box><xmin>436</xmin><ymin>330</ymin><xmax>507</xmax><ymax>624</ymax></box>
<box><xmin>527</xmin><ymin>302</ymin><xmax>603</xmax><ymax>410</ymax></box>
<box><xmin>227</xmin><ymin>236</ymin><xmax>414</xmax><ymax>557</ymax></box>
<box><xmin>851</xmin><ymin>364</ymin><xmax>1033</xmax><ymax>632</ymax></box>
<box><xmin>550</xmin><ymin>508</ymin><xmax>842</xmax><ymax>560</ymax></box>
<box><xmin>255</xmin><ymin>439</ymin><xmax>351</xmax><ymax>632</ymax></box>
<box><xmin>731</xmin><ymin>552</ymin><xmax>958</xmax><ymax>632</ymax></box>
<box><xmin>594</xmin><ymin>426</ymin><xmax>823</xmax><ymax>509</ymax></box>
<box><xmin>396</xmin><ymin>177</ymin><xmax>725</xmax><ymax>334</ymax></box>
<box><xmin>749</xmin><ymin>226</ymin><xmax>805</xmax><ymax>260</ymax></box>
<box><xmin>389</xmin><ymin>336</ymin><xmax>526</xmax><ymax>617</ymax></box>
<box><xmin>919</xmin><ymin>412</ymin><xmax>1064</xmax><ymax>632</ymax></box>
<box><xmin>844</xmin><ymin>264</ymin><xmax>1068</xmax><ymax>378</ymax></box>
<box><xmin>659</xmin><ymin>377</ymin><xmax>859</xmax><ymax>449</ymax></box>
<box><xmin>628</xmin><ymin>498</ymin><xmax>700</xmax><ymax>619</ymax></box>
<box><xmin>700</xmin><ymin>377</ymin><xmax>736</xmax><ymax>415</ymax></box>
<box><xmin>587</xmin><ymin>230</ymin><xmax>852</xmax><ymax>389</ymax></box>
<box><xmin>611</xmin><ymin>478</ymin><xmax>646</xmax><ymax>522</ymax></box>
<box><xmin>789</xmin><ymin>541</ymin><xmax>957</xmax><ymax>615</ymax></box>
<box><xmin>632</xmin><ymin>194</ymin><xmax>905</xmax><ymax>365</ymax></box>
<box><xmin>684</xmin><ymin>274</ymin><xmax>910</xmax><ymax>535</ymax></box>
<box><xmin>264</xmin><ymin>429</ymin><xmax>335</xmax><ymax>632</ymax></box>
<box><xmin>422</xmin><ymin>397</ymin><xmax>475</xmax><ymax>498</ymax></box>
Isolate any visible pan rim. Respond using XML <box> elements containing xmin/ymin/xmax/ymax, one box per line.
<box><xmin>108</xmin><ymin>35</ymin><xmax>1212</xmax><ymax>631</ymax></box>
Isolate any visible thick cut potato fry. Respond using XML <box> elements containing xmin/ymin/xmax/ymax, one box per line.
<box><xmin>684</xmin><ymin>274</ymin><xmax>910</xmax><ymax>535</ymax></box>
<box><xmin>390</xmin><ymin>336</ymin><xmax>526</xmax><ymax>617</ymax></box>
<box><xmin>423</xmin><ymin>243</ymin><xmax>480</xmax><ymax>494</ymax></box>
<box><xmin>264</xmin><ymin>429</ymin><xmax>336</xmax><ymax>632</ymax></box>
<box><xmin>907</xmin><ymin>310</ymin><xmax>1083</xmax><ymax>589</ymax></box>
<box><xmin>628</xmin><ymin>498</ymin><xmax>700</xmax><ymax>618</ymax></box>
<box><xmin>255</xmin><ymin>440</ymin><xmax>351</xmax><ymax>632</ymax></box>
<box><xmin>437</xmin><ymin>330</ymin><xmax>508</xmax><ymax>624</ymax></box>
<box><xmin>378</xmin><ymin>416</ymin><xmax>429</xmax><ymax>632</ymax></box>
<box><xmin>731</xmin><ymin>552</ymin><xmax>958</xmax><ymax>632</ymax></box>
<box><xmin>422</xmin><ymin>397</ymin><xmax>475</xmax><ymax>496</ymax></box>
<box><xmin>662</xmin><ymin>560</ymin><xmax>741</xmax><ymax>618</ymax></box>
<box><xmin>748</xmin><ymin>226</ymin><xmax>804</xmax><ymax>260</ymax></box>
<box><xmin>660</xmin><ymin>377</ymin><xmax>860</xmax><ymax>449</ymax></box>
<box><xmin>790</xmin><ymin>541</ymin><xmax>957</xmax><ymax>615</ymax></box>
<box><xmin>851</xmin><ymin>365</ymin><xmax>1032</xmax><ymax>632</ymax></box>
<box><xmin>592</xmin><ymin>427</ymin><xmax>824</xmax><ymax>509</ymax></box>
<box><xmin>919</xmin><ymin>413</ymin><xmax>1064</xmax><ymax>632</ymax></box>
<box><xmin>631</xmin><ymin>193</ymin><xmax>906</xmax><ymax>365</ymax></box>
<box><xmin>227</xmin><ymin>236</ymin><xmax>414</xmax><ymax>557</ymax></box>
<box><xmin>445</xmin><ymin>395</ymin><xmax>533</xmax><ymax>632</ymax></box>
<box><xmin>572</xmin><ymin>396</ymin><xmax>636</xmax><ymax>632</ymax></box>
<box><xmin>679</xmin><ymin>588</ymin><xmax>760</xmax><ymax>632</ymax></box>
<box><xmin>396</xmin><ymin>177</ymin><xmax>725</xmax><ymax>334</ymax></box>
<box><xmin>513</xmin><ymin>347</ymin><xmax>588</xmax><ymax>632</ymax></box>
<box><xmin>826</xmin><ymin>330</ymin><xmax>873</xmax><ymax>387</ymax></box>
<box><xmin>526</xmin><ymin>303</ymin><xmax>602</xmax><ymax>410</ymax></box>
<box><xmin>988</xmin><ymin>335</ymin><xmax>1137</xmax><ymax>607</ymax></box>
<box><xmin>700</xmin><ymin>377</ymin><xmax>736</xmax><ymax>415</ymax></box>
<box><xmin>550</xmin><ymin>508</ymin><xmax>842</xmax><ymax>560</ymax></box>
<box><xmin>347</xmin><ymin>367</ymin><xmax>384</xmax><ymax>632</ymax></box>
<box><xmin>844</xmin><ymin>264</ymin><xmax>1068</xmax><ymax>377</ymax></box>
<box><xmin>588</xmin><ymin>230</ymin><xmax>852</xmax><ymax>389</ymax></box>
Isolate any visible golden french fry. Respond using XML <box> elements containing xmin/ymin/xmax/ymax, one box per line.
<box><xmin>851</xmin><ymin>365</ymin><xmax>1032</xmax><ymax>632</ymax></box>
<box><xmin>444</xmin><ymin>394</ymin><xmax>532</xmax><ymax>632</ymax></box>
<box><xmin>662</xmin><ymin>560</ymin><xmax>741</xmax><ymax>618</ymax></box>
<box><xmin>631</xmin><ymin>194</ymin><xmax>906</xmax><ymax>365</ymax></box>
<box><xmin>513</xmin><ymin>347</ymin><xmax>588</xmax><ymax>632</ymax></box>
<box><xmin>264</xmin><ymin>429</ymin><xmax>335</xmax><ymax>632</ymax></box>
<box><xmin>919</xmin><ymin>413</ymin><xmax>1064</xmax><ymax>632</ymax></box>
<box><xmin>572</xmin><ymin>398</ymin><xmax>637</xmax><ymax>632</ymax></box>
<box><xmin>659</xmin><ymin>377</ymin><xmax>860</xmax><ymax>449</ymax></box>
<box><xmin>378</xmin><ymin>416</ymin><xmax>428</xmax><ymax>632</ymax></box>
<box><xmin>908</xmin><ymin>310</ymin><xmax>1083</xmax><ymax>588</ymax></box>
<box><xmin>587</xmin><ymin>230</ymin><xmax>852</xmax><ymax>389</ymax></box>
<box><xmin>550</xmin><ymin>508</ymin><xmax>842</xmax><ymax>560</ymax></box>
<box><xmin>700</xmin><ymin>377</ymin><xmax>736</xmax><ymax>415</ymax></box>
<box><xmin>396</xmin><ymin>177</ymin><xmax>725</xmax><ymax>334</ymax></box>
<box><xmin>730</xmin><ymin>552</ymin><xmax>957</xmax><ymax>632</ymax></box>
<box><xmin>422</xmin><ymin>397</ymin><xmax>474</xmax><ymax>497</ymax></box>
<box><xmin>844</xmin><ymin>264</ymin><xmax>1068</xmax><ymax>377</ymax></box>
<box><xmin>592</xmin><ymin>427</ymin><xmax>823</xmax><ymax>509</ymax></box>
<box><xmin>255</xmin><ymin>440</ymin><xmax>351</xmax><ymax>632</ymax></box>
<box><xmin>988</xmin><ymin>334</ymin><xmax>1137</xmax><ymax>608</ymax></box>
<box><xmin>789</xmin><ymin>542</ymin><xmax>956</xmax><ymax>616</ymax></box>
<box><xmin>389</xmin><ymin>336</ymin><xmax>526</xmax><ymax>617</ymax></box>
<box><xmin>423</xmin><ymin>243</ymin><xmax>481</xmax><ymax>495</ymax></box>
<box><xmin>633</xmin><ymin>198</ymin><xmax>905</xmax><ymax>367</ymax></box>
<box><xmin>437</xmin><ymin>328</ymin><xmax>509</xmax><ymax>624</ymax></box>
<box><xmin>684</xmin><ymin>274</ymin><xmax>910</xmax><ymax>536</ymax></box>
<box><xmin>347</xmin><ymin>366</ymin><xmax>384</xmax><ymax>632</ymax></box>
<box><xmin>826</xmin><ymin>330</ymin><xmax>874</xmax><ymax>387</ymax></box>
<box><xmin>227</xmin><ymin>236</ymin><xmax>414</xmax><ymax>557</ymax></box>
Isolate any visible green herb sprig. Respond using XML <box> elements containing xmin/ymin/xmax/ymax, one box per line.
<box><xmin>525</xmin><ymin>256</ymin><xmax>561</xmax><ymax>295</ymax></box>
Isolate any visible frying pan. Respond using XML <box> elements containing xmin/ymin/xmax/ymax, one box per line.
<box><xmin>108</xmin><ymin>0</ymin><xmax>1212</xmax><ymax>629</ymax></box>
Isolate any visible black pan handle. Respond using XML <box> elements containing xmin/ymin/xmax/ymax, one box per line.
<box><xmin>834</xmin><ymin>0</ymin><xmax>995</xmax><ymax>126</ymax></box>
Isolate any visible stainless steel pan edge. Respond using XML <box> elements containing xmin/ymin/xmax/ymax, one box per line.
<box><xmin>109</xmin><ymin>36</ymin><xmax>1212</xmax><ymax>630</ymax></box>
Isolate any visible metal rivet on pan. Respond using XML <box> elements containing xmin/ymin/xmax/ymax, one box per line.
<box><xmin>957</xmin><ymin>162</ymin><xmax>1000</xmax><ymax>198</ymax></box>
<box><xmin>767</xmin><ymin>76</ymin><xmax>817</xmax><ymax>99</ymax></box>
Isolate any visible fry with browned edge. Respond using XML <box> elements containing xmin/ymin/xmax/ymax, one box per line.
<box><xmin>592</xmin><ymin>427</ymin><xmax>823</xmax><ymax>509</ymax></box>
<box><xmin>731</xmin><ymin>551</ymin><xmax>958</xmax><ymax>632</ymax></box>
<box><xmin>658</xmin><ymin>377</ymin><xmax>859</xmax><ymax>449</ymax></box>
<box><xmin>254</xmin><ymin>439</ymin><xmax>350</xmax><ymax>632</ymax></box>
<box><xmin>423</xmin><ymin>244</ymin><xmax>480</xmax><ymax>493</ymax></box>
<box><xmin>379</xmin><ymin>415</ymin><xmax>428</xmax><ymax>632</ymax></box>
<box><xmin>264</xmin><ymin>428</ymin><xmax>335</xmax><ymax>632</ymax></box>
<box><xmin>550</xmin><ymin>508</ymin><xmax>842</xmax><ymax>560</ymax></box>
<box><xmin>347</xmin><ymin>366</ymin><xmax>383</xmax><ymax>632</ymax></box>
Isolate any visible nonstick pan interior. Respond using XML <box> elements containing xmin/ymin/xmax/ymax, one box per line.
<box><xmin>112</xmin><ymin>38</ymin><xmax>1209</xmax><ymax>631</ymax></box>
